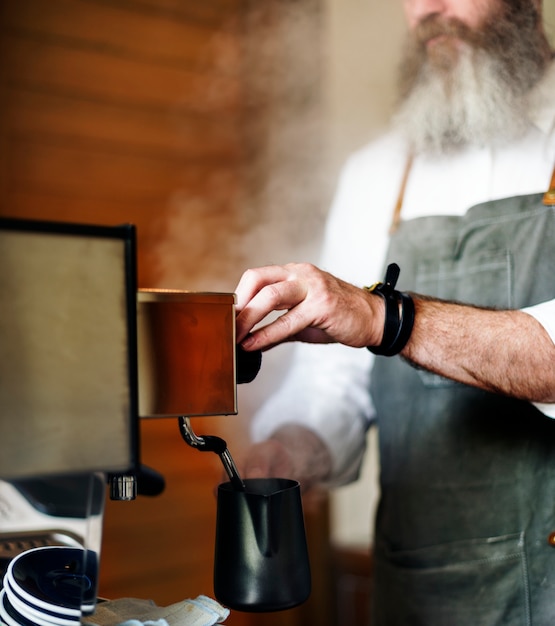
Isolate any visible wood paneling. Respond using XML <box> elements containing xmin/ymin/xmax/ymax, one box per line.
<box><xmin>2</xmin><ymin>36</ymin><xmax>240</xmax><ymax>112</ymax></box>
<box><xmin>97</xmin><ymin>0</ymin><xmax>244</xmax><ymax>26</ymax></box>
<box><xmin>0</xmin><ymin>0</ymin><xmax>245</xmax><ymax>287</ymax></box>
<box><xmin>2</xmin><ymin>0</ymin><xmax>241</xmax><ymax>73</ymax></box>
<box><xmin>5</xmin><ymin>90</ymin><xmax>242</xmax><ymax>158</ymax></box>
<box><xmin>8</xmin><ymin>142</ymin><xmax>240</xmax><ymax>202</ymax></box>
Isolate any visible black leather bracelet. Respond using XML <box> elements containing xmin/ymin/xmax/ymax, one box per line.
<box><xmin>364</xmin><ymin>263</ymin><xmax>415</xmax><ymax>356</ymax></box>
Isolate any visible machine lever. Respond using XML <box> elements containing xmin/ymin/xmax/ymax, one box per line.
<box><xmin>178</xmin><ymin>417</ymin><xmax>245</xmax><ymax>491</ymax></box>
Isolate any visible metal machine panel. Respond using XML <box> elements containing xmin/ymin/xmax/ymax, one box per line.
<box><xmin>0</xmin><ymin>218</ymin><xmax>139</xmax><ymax>480</ymax></box>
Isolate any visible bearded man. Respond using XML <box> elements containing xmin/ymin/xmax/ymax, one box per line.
<box><xmin>236</xmin><ymin>1</ymin><xmax>555</xmax><ymax>624</ymax></box>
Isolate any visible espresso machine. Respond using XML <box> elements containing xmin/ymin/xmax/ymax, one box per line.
<box><xmin>0</xmin><ymin>217</ymin><xmax>308</xmax><ymax>624</ymax></box>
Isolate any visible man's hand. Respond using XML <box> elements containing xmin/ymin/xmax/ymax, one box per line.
<box><xmin>235</xmin><ymin>262</ymin><xmax>385</xmax><ymax>352</ymax></box>
<box><xmin>240</xmin><ymin>424</ymin><xmax>333</xmax><ymax>493</ymax></box>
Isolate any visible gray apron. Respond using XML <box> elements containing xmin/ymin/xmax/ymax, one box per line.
<box><xmin>369</xmin><ymin>188</ymin><xmax>555</xmax><ymax>625</ymax></box>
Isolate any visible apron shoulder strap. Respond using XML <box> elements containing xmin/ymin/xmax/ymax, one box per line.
<box><xmin>389</xmin><ymin>153</ymin><xmax>414</xmax><ymax>234</ymax></box>
<box><xmin>542</xmin><ymin>162</ymin><xmax>555</xmax><ymax>205</ymax></box>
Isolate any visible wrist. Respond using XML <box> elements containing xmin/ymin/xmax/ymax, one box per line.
<box><xmin>364</xmin><ymin>263</ymin><xmax>415</xmax><ymax>356</ymax></box>
<box><xmin>363</xmin><ymin>289</ymin><xmax>387</xmax><ymax>347</ymax></box>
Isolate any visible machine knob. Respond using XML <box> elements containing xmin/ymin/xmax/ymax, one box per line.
<box><xmin>236</xmin><ymin>347</ymin><xmax>262</xmax><ymax>384</ymax></box>
<box><xmin>109</xmin><ymin>474</ymin><xmax>137</xmax><ymax>501</ymax></box>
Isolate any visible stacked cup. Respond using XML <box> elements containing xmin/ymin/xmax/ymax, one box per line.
<box><xmin>0</xmin><ymin>547</ymin><xmax>97</xmax><ymax>626</ymax></box>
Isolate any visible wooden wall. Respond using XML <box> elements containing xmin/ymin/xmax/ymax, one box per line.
<box><xmin>0</xmin><ymin>0</ymin><xmax>247</xmax><ymax>287</ymax></box>
<box><xmin>0</xmin><ymin>2</ymin><xmax>336</xmax><ymax>625</ymax></box>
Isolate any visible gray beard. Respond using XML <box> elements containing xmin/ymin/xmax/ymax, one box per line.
<box><xmin>394</xmin><ymin>47</ymin><xmax>532</xmax><ymax>154</ymax></box>
<box><xmin>393</xmin><ymin>7</ymin><xmax>552</xmax><ymax>155</ymax></box>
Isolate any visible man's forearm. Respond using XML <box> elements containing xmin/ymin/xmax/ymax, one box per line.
<box><xmin>402</xmin><ymin>297</ymin><xmax>555</xmax><ymax>403</ymax></box>
<box><xmin>234</xmin><ymin>262</ymin><xmax>555</xmax><ymax>404</ymax></box>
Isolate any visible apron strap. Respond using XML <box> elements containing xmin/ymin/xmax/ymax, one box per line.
<box><xmin>389</xmin><ymin>153</ymin><xmax>414</xmax><ymax>234</ymax></box>
<box><xmin>543</xmin><ymin>162</ymin><xmax>555</xmax><ymax>205</ymax></box>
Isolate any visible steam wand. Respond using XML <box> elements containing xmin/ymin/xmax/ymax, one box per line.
<box><xmin>178</xmin><ymin>417</ymin><xmax>246</xmax><ymax>491</ymax></box>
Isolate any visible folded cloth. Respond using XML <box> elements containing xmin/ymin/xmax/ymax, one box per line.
<box><xmin>115</xmin><ymin>621</ymin><xmax>168</xmax><ymax>626</ymax></box>
<box><xmin>83</xmin><ymin>595</ymin><xmax>230</xmax><ymax>626</ymax></box>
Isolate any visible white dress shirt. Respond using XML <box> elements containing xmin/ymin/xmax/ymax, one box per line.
<box><xmin>252</xmin><ymin>62</ymin><xmax>555</xmax><ymax>484</ymax></box>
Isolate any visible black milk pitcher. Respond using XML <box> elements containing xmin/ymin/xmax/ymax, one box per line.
<box><xmin>214</xmin><ymin>477</ymin><xmax>311</xmax><ymax>612</ymax></box>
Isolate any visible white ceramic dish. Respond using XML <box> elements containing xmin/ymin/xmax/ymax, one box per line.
<box><xmin>6</xmin><ymin>547</ymin><xmax>96</xmax><ymax>617</ymax></box>
<box><xmin>4</xmin><ymin>577</ymin><xmax>79</xmax><ymax>626</ymax></box>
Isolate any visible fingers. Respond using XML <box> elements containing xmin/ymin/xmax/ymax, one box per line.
<box><xmin>239</xmin><ymin>307</ymin><xmax>314</xmax><ymax>351</ymax></box>
<box><xmin>235</xmin><ymin>265</ymin><xmax>293</xmax><ymax>311</ymax></box>
<box><xmin>235</xmin><ymin>264</ymin><xmax>311</xmax><ymax>345</ymax></box>
<box><xmin>237</xmin><ymin>279</ymin><xmax>306</xmax><ymax>339</ymax></box>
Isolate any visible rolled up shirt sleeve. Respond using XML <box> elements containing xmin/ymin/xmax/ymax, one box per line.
<box><xmin>522</xmin><ymin>299</ymin><xmax>555</xmax><ymax>418</ymax></box>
